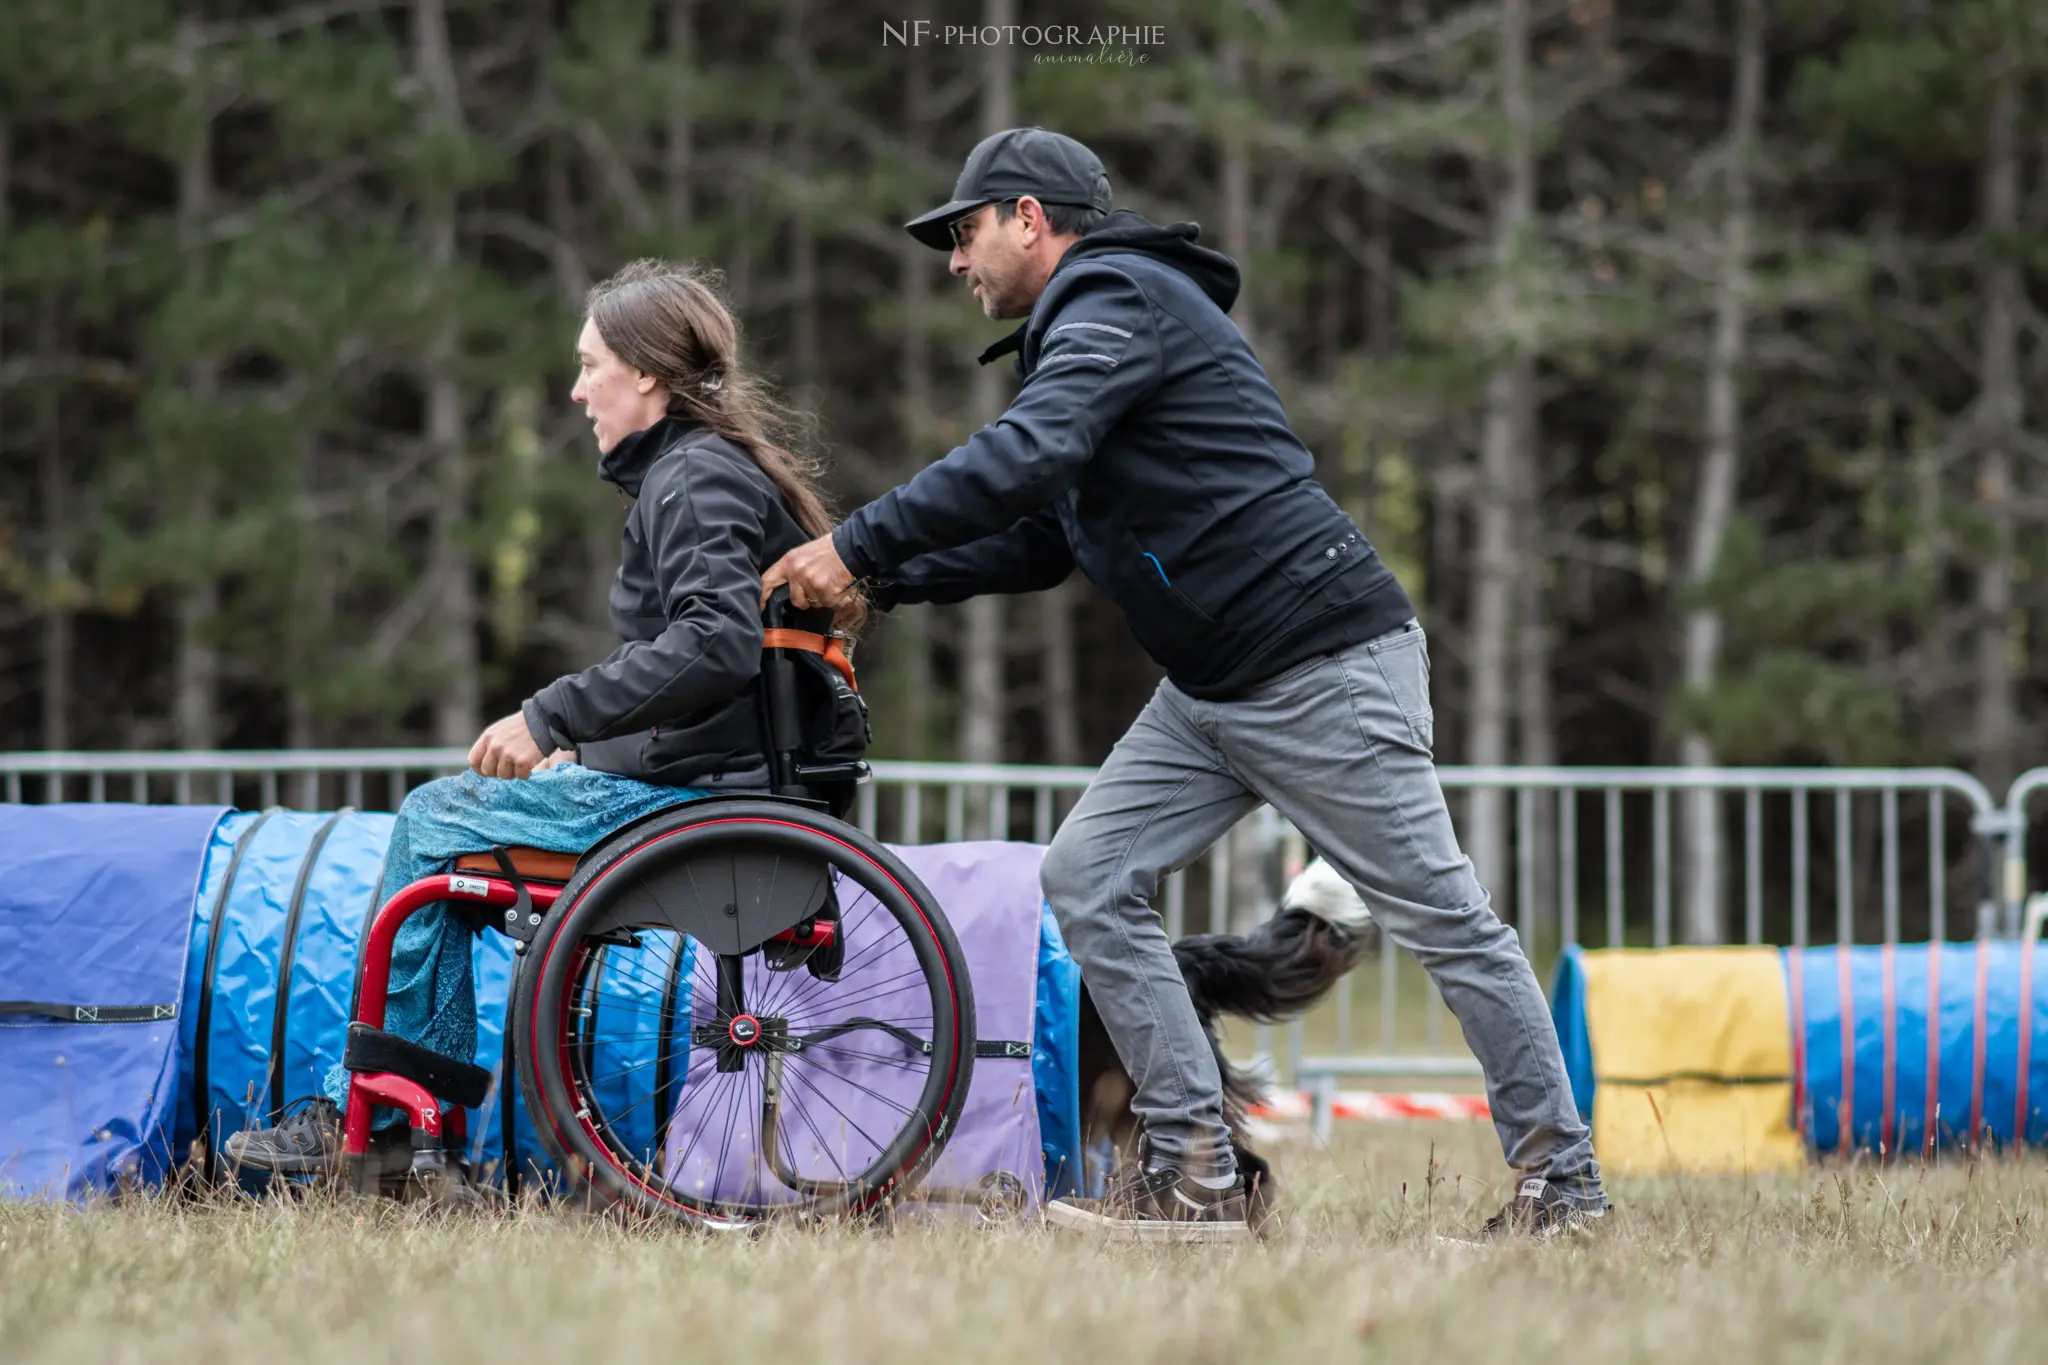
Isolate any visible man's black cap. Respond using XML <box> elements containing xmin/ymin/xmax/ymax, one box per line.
<box><xmin>905</xmin><ymin>127</ymin><xmax>1113</xmax><ymax>251</ymax></box>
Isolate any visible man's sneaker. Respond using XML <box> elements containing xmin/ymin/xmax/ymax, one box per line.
<box><xmin>1473</xmin><ymin>1176</ymin><xmax>1607</xmax><ymax>1241</ymax></box>
<box><xmin>221</xmin><ymin>1097</ymin><xmax>343</xmax><ymax>1175</ymax></box>
<box><xmin>1044</xmin><ymin>1160</ymin><xmax>1250</xmax><ymax>1243</ymax></box>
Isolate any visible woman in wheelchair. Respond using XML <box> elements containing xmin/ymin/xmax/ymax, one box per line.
<box><xmin>225</xmin><ymin>259</ymin><xmax>865</xmax><ymax>1177</ymax></box>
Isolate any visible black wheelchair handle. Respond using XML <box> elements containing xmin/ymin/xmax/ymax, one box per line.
<box><xmin>764</xmin><ymin>583</ymin><xmax>795</xmax><ymax>629</ymax></box>
<box><xmin>762</xmin><ymin>581</ymin><xmax>833</xmax><ymax>635</ymax></box>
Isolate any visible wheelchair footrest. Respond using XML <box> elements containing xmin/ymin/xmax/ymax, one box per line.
<box><xmin>343</xmin><ymin>1022</ymin><xmax>492</xmax><ymax>1110</ymax></box>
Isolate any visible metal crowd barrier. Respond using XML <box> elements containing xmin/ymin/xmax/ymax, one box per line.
<box><xmin>8</xmin><ymin>750</ymin><xmax>2048</xmax><ymax>1133</ymax></box>
<box><xmin>1300</xmin><ymin>765</ymin><xmax>2001</xmax><ymax>1138</ymax></box>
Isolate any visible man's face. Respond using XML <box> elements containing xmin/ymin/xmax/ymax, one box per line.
<box><xmin>948</xmin><ymin>201</ymin><xmax>1043</xmax><ymax>320</ymax></box>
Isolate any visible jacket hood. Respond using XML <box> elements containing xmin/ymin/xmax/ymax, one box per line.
<box><xmin>599</xmin><ymin>415</ymin><xmax>700</xmax><ymax>499</ymax></box>
<box><xmin>976</xmin><ymin>211</ymin><xmax>1242</xmax><ymax>367</ymax></box>
<box><xmin>1061</xmin><ymin>210</ymin><xmax>1240</xmax><ymax>312</ymax></box>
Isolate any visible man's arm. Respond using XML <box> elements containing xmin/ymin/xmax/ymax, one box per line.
<box><xmin>523</xmin><ymin>449</ymin><xmax>765</xmax><ymax>751</ymax></box>
<box><xmin>870</xmin><ymin>506</ymin><xmax>1074</xmax><ymax>608</ymax></box>
<box><xmin>834</xmin><ymin>264</ymin><xmax>1160</xmax><ymax>578</ymax></box>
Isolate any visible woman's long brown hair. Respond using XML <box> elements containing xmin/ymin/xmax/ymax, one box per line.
<box><xmin>585</xmin><ymin>259</ymin><xmax>866</xmax><ymax>632</ymax></box>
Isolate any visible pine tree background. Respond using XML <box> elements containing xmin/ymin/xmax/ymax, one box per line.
<box><xmin>3</xmin><ymin>0</ymin><xmax>2045</xmax><ymax>875</ymax></box>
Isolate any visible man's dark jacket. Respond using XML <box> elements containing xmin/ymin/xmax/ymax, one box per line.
<box><xmin>522</xmin><ymin>417</ymin><xmax>806</xmax><ymax>788</ymax></box>
<box><xmin>834</xmin><ymin>211</ymin><xmax>1414</xmax><ymax>699</ymax></box>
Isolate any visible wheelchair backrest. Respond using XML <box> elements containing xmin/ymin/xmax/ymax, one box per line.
<box><xmin>758</xmin><ymin>588</ymin><xmax>871</xmax><ymax>815</ymax></box>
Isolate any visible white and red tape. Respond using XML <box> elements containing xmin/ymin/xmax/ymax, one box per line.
<box><xmin>1249</xmin><ymin>1090</ymin><xmax>1492</xmax><ymax>1123</ymax></box>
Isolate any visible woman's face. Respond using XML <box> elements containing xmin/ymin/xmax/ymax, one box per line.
<box><xmin>571</xmin><ymin>317</ymin><xmax>668</xmax><ymax>453</ymax></box>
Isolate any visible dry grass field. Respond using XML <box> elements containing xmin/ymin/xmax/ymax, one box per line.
<box><xmin>4</xmin><ymin>1122</ymin><xmax>2046</xmax><ymax>1365</ymax></box>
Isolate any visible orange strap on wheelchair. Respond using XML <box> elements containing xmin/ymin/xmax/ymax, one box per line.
<box><xmin>762</xmin><ymin>628</ymin><xmax>859</xmax><ymax>692</ymax></box>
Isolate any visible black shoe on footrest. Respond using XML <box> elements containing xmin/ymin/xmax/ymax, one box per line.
<box><xmin>222</xmin><ymin>1096</ymin><xmax>344</xmax><ymax>1175</ymax></box>
<box><xmin>342</xmin><ymin>1022</ymin><xmax>493</xmax><ymax>1109</ymax></box>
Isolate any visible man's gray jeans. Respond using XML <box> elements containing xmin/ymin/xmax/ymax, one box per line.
<box><xmin>1039</xmin><ymin>620</ymin><xmax>1604</xmax><ymax>1204</ymax></box>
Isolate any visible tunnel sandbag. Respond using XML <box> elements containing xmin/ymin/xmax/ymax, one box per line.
<box><xmin>1790</xmin><ymin>941</ymin><xmax>2048</xmax><ymax>1155</ymax></box>
<box><xmin>1549</xmin><ymin>945</ymin><xmax>1805</xmax><ymax>1175</ymax></box>
<box><xmin>1</xmin><ymin>803</ymin><xmax>229</xmax><ymax>1199</ymax></box>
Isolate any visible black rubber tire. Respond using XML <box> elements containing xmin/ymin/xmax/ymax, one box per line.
<box><xmin>509</xmin><ymin>797</ymin><xmax>975</xmax><ymax>1227</ymax></box>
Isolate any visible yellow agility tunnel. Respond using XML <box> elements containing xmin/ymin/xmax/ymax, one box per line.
<box><xmin>1549</xmin><ymin>946</ymin><xmax>1805</xmax><ymax>1174</ymax></box>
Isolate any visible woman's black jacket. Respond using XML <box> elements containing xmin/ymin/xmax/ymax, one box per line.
<box><xmin>521</xmin><ymin>417</ymin><xmax>808</xmax><ymax>789</ymax></box>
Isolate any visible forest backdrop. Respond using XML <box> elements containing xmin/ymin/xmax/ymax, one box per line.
<box><xmin>3</xmin><ymin>0</ymin><xmax>2047</xmax><ymax>940</ymax></box>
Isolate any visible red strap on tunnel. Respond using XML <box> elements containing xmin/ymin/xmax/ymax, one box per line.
<box><xmin>2018</xmin><ymin>938</ymin><xmax>2036</xmax><ymax>1146</ymax></box>
<box><xmin>1880</xmin><ymin>943</ymin><xmax>1896</xmax><ymax>1158</ymax></box>
<box><xmin>1971</xmin><ymin>938</ymin><xmax>1990</xmax><ymax>1151</ymax></box>
<box><xmin>1837</xmin><ymin>948</ymin><xmax>1856</xmax><ymax>1158</ymax></box>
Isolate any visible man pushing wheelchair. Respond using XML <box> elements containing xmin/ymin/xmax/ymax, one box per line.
<box><xmin>764</xmin><ymin>127</ymin><xmax>1608</xmax><ymax>1241</ymax></box>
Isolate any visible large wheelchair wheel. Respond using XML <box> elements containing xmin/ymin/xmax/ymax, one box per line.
<box><xmin>510</xmin><ymin>798</ymin><xmax>975</xmax><ymax>1227</ymax></box>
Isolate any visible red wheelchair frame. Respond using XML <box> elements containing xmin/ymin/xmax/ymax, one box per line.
<box><xmin>339</xmin><ymin>870</ymin><xmax>559</xmax><ymax>1188</ymax></box>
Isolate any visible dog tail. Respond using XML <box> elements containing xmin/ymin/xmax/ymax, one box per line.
<box><xmin>1172</xmin><ymin>858</ymin><xmax>1378</xmax><ymax>1129</ymax></box>
<box><xmin>1173</xmin><ymin>857</ymin><xmax>1378</xmax><ymax>1025</ymax></box>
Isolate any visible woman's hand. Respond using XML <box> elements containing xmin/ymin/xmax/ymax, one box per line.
<box><xmin>469</xmin><ymin>712</ymin><xmax>546</xmax><ymax>780</ymax></box>
<box><xmin>533</xmin><ymin>748</ymin><xmax>578</xmax><ymax>773</ymax></box>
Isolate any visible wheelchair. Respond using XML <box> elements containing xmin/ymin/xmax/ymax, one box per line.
<box><xmin>338</xmin><ymin>590</ymin><xmax>977</xmax><ymax>1227</ymax></box>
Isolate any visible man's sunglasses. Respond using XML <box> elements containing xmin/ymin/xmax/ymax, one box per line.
<box><xmin>948</xmin><ymin>200</ymin><xmax>1019</xmax><ymax>249</ymax></box>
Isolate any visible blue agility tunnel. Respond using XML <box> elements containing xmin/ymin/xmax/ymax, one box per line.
<box><xmin>3</xmin><ymin>803</ymin><xmax>1081</xmax><ymax>1202</ymax></box>
<box><xmin>178</xmin><ymin>810</ymin><xmax>393</xmax><ymax>1159</ymax></box>
<box><xmin>1788</xmin><ymin>942</ymin><xmax>2048</xmax><ymax>1155</ymax></box>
